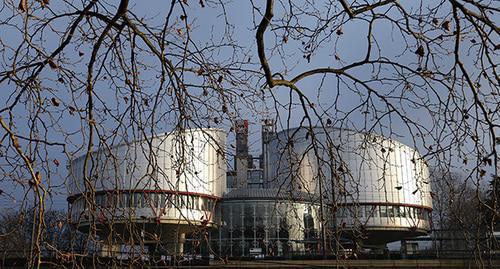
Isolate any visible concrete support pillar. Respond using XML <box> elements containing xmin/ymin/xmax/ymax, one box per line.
<box><xmin>164</xmin><ymin>231</ymin><xmax>186</xmax><ymax>256</ymax></box>
<box><xmin>178</xmin><ymin>233</ymin><xmax>186</xmax><ymax>255</ymax></box>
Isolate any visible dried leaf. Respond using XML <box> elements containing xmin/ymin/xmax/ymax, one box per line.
<box><xmin>39</xmin><ymin>0</ymin><xmax>49</xmax><ymax>7</ymax></box>
<box><xmin>282</xmin><ymin>35</ymin><xmax>288</xmax><ymax>43</ymax></box>
<box><xmin>53</xmin><ymin>159</ymin><xmax>60</xmax><ymax>166</ymax></box>
<box><xmin>432</xmin><ymin>18</ymin><xmax>439</xmax><ymax>25</ymax></box>
<box><xmin>48</xmin><ymin>58</ymin><xmax>58</xmax><ymax>69</ymax></box>
<box><xmin>18</xmin><ymin>0</ymin><xmax>28</xmax><ymax>12</ymax></box>
<box><xmin>415</xmin><ymin>45</ymin><xmax>425</xmax><ymax>57</ymax></box>
<box><xmin>78</xmin><ymin>51</ymin><xmax>85</xmax><ymax>57</ymax></box>
<box><xmin>12</xmin><ymin>136</ymin><xmax>20</xmax><ymax>149</ymax></box>
<box><xmin>180</xmin><ymin>15</ymin><xmax>187</xmax><ymax>20</ymax></box>
<box><xmin>482</xmin><ymin>157</ymin><xmax>492</xmax><ymax>166</ymax></box>
<box><xmin>442</xmin><ymin>20</ymin><xmax>451</xmax><ymax>31</ymax></box>
<box><xmin>35</xmin><ymin>171</ymin><xmax>42</xmax><ymax>185</ymax></box>
<box><xmin>420</xmin><ymin>70</ymin><xmax>434</xmax><ymax>78</ymax></box>
<box><xmin>51</xmin><ymin>97</ymin><xmax>60</xmax><ymax>107</ymax></box>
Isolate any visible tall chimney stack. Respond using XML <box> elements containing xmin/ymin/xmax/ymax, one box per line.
<box><xmin>261</xmin><ymin>119</ymin><xmax>275</xmax><ymax>188</ymax></box>
<box><xmin>234</xmin><ymin>119</ymin><xmax>249</xmax><ymax>188</ymax></box>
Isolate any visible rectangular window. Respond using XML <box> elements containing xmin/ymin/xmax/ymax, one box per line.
<box><xmin>179</xmin><ymin>195</ymin><xmax>185</xmax><ymax>208</ymax></box>
<box><xmin>123</xmin><ymin>193</ymin><xmax>129</xmax><ymax>208</ymax></box>
<box><xmin>169</xmin><ymin>194</ymin><xmax>175</xmax><ymax>208</ymax></box>
<box><xmin>133</xmin><ymin>193</ymin><xmax>141</xmax><ymax>207</ymax></box>
<box><xmin>364</xmin><ymin>206</ymin><xmax>371</xmax><ymax>218</ymax></box>
<box><xmin>395</xmin><ymin>206</ymin><xmax>402</xmax><ymax>217</ymax></box>
<box><xmin>143</xmin><ymin>193</ymin><xmax>150</xmax><ymax>208</ymax></box>
<box><xmin>159</xmin><ymin>193</ymin><xmax>166</xmax><ymax>208</ymax></box>
<box><xmin>153</xmin><ymin>193</ymin><xmax>159</xmax><ymax>208</ymax></box>
<box><xmin>387</xmin><ymin>206</ymin><xmax>394</xmax><ymax>217</ymax></box>
<box><xmin>116</xmin><ymin>193</ymin><xmax>122</xmax><ymax>207</ymax></box>
<box><xmin>201</xmin><ymin>198</ymin><xmax>207</xmax><ymax>211</ymax></box>
<box><xmin>372</xmin><ymin>206</ymin><xmax>378</xmax><ymax>217</ymax></box>
<box><xmin>380</xmin><ymin>206</ymin><xmax>388</xmax><ymax>217</ymax></box>
<box><xmin>140</xmin><ymin>193</ymin><xmax>145</xmax><ymax>208</ymax></box>
<box><xmin>167</xmin><ymin>194</ymin><xmax>173</xmax><ymax>208</ymax></box>
<box><xmin>103</xmin><ymin>194</ymin><xmax>109</xmax><ymax>208</ymax></box>
<box><xmin>194</xmin><ymin>196</ymin><xmax>200</xmax><ymax>210</ymax></box>
<box><xmin>95</xmin><ymin>195</ymin><xmax>102</xmax><ymax>207</ymax></box>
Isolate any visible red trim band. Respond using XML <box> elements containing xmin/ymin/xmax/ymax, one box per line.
<box><xmin>68</xmin><ymin>189</ymin><xmax>221</xmax><ymax>203</ymax></box>
<box><xmin>333</xmin><ymin>202</ymin><xmax>432</xmax><ymax>211</ymax></box>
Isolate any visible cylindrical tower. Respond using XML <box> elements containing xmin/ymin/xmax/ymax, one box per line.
<box><xmin>67</xmin><ymin>128</ymin><xmax>226</xmax><ymax>254</ymax></box>
<box><xmin>266</xmin><ymin>127</ymin><xmax>432</xmax><ymax>245</ymax></box>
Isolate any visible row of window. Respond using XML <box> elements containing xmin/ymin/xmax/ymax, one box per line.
<box><xmin>335</xmin><ymin>205</ymin><xmax>431</xmax><ymax>221</ymax></box>
<box><xmin>72</xmin><ymin>192</ymin><xmax>216</xmax><ymax>212</ymax></box>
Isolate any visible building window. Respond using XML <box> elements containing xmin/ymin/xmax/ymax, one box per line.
<box><xmin>394</xmin><ymin>206</ymin><xmax>402</xmax><ymax>217</ymax></box>
<box><xmin>380</xmin><ymin>206</ymin><xmax>387</xmax><ymax>217</ymax></box>
<box><xmin>386</xmin><ymin>206</ymin><xmax>393</xmax><ymax>218</ymax></box>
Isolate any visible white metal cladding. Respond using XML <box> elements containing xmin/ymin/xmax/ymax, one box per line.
<box><xmin>68</xmin><ymin>128</ymin><xmax>226</xmax><ymax>197</ymax></box>
<box><xmin>266</xmin><ymin>127</ymin><xmax>432</xmax><ymax>208</ymax></box>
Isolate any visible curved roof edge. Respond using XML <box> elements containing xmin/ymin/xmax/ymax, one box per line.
<box><xmin>271</xmin><ymin>126</ymin><xmax>421</xmax><ymax>154</ymax></box>
<box><xmin>71</xmin><ymin>127</ymin><xmax>226</xmax><ymax>163</ymax></box>
<box><xmin>223</xmin><ymin>188</ymin><xmax>320</xmax><ymax>203</ymax></box>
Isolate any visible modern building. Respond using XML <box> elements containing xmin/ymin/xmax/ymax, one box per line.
<box><xmin>67</xmin><ymin>122</ymin><xmax>432</xmax><ymax>259</ymax></box>
<box><xmin>67</xmin><ymin>128</ymin><xmax>226</xmax><ymax>254</ymax></box>
<box><xmin>266</xmin><ymin>127</ymin><xmax>433</xmax><ymax>246</ymax></box>
<box><xmin>212</xmin><ymin>188</ymin><xmax>322</xmax><ymax>258</ymax></box>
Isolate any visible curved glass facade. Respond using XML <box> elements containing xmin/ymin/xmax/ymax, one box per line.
<box><xmin>210</xmin><ymin>190</ymin><xmax>322</xmax><ymax>258</ymax></box>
